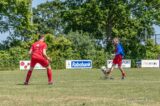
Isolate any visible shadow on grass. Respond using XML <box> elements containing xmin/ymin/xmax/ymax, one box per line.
<box><xmin>99</xmin><ymin>77</ymin><xmax>114</xmax><ymax>80</ymax></box>
<box><xmin>16</xmin><ymin>83</ymin><xmax>53</xmax><ymax>86</ymax></box>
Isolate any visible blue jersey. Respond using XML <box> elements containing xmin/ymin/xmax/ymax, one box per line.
<box><xmin>115</xmin><ymin>43</ymin><xmax>125</xmax><ymax>56</ymax></box>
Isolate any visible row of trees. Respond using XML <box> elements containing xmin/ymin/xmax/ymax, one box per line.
<box><xmin>0</xmin><ymin>0</ymin><xmax>160</xmax><ymax>69</ymax></box>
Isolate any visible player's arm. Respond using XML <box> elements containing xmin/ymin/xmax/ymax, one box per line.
<box><xmin>43</xmin><ymin>49</ymin><xmax>52</xmax><ymax>62</ymax></box>
<box><xmin>28</xmin><ymin>47</ymin><xmax>32</xmax><ymax>56</ymax></box>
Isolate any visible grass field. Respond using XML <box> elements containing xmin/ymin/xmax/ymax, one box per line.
<box><xmin>0</xmin><ymin>68</ymin><xmax>160</xmax><ymax>106</ymax></box>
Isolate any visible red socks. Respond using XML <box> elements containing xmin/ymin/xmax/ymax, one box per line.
<box><xmin>122</xmin><ymin>72</ymin><xmax>126</xmax><ymax>77</ymax></box>
<box><xmin>47</xmin><ymin>68</ymin><xmax>53</xmax><ymax>83</ymax></box>
<box><xmin>25</xmin><ymin>70</ymin><xmax>32</xmax><ymax>83</ymax></box>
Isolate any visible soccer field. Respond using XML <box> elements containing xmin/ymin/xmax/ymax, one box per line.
<box><xmin>0</xmin><ymin>68</ymin><xmax>160</xmax><ymax>106</ymax></box>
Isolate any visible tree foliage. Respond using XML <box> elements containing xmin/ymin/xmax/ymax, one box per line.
<box><xmin>0</xmin><ymin>0</ymin><xmax>160</xmax><ymax>69</ymax></box>
<box><xmin>0</xmin><ymin>0</ymin><xmax>31</xmax><ymax>32</ymax></box>
<box><xmin>33</xmin><ymin>0</ymin><xmax>64</xmax><ymax>34</ymax></box>
<box><xmin>62</xmin><ymin>0</ymin><xmax>160</xmax><ymax>59</ymax></box>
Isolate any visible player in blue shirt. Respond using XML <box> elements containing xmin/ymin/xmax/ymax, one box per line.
<box><xmin>107</xmin><ymin>37</ymin><xmax>126</xmax><ymax>79</ymax></box>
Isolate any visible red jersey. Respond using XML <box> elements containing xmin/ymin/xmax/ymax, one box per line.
<box><xmin>30</xmin><ymin>41</ymin><xmax>47</xmax><ymax>59</ymax></box>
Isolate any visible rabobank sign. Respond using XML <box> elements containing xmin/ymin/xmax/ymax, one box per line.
<box><xmin>66</xmin><ymin>60</ymin><xmax>92</xmax><ymax>69</ymax></box>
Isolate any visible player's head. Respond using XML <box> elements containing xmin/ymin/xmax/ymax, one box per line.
<box><xmin>113</xmin><ymin>37</ymin><xmax>119</xmax><ymax>45</ymax></box>
<box><xmin>39</xmin><ymin>34</ymin><xmax>45</xmax><ymax>41</ymax></box>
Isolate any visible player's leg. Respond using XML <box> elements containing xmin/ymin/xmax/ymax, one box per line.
<box><xmin>24</xmin><ymin>59</ymin><xmax>36</xmax><ymax>85</ymax></box>
<box><xmin>46</xmin><ymin>64</ymin><xmax>53</xmax><ymax>85</ymax></box>
<box><xmin>117</xmin><ymin>55</ymin><xmax>126</xmax><ymax>79</ymax></box>
<box><xmin>106</xmin><ymin>64</ymin><xmax>115</xmax><ymax>77</ymax></box>
<box><xmin>118</xmin><ymin>65</ymin><xmax>126</xmax><ymax>79</ymax></box>
<box><xmin>39</xmin><ymin>58</ymin><xmax>53</xmax><ymax>84</ymax></box>
<box><xmin>24</xmin><ymin>67</ymin><xmax>34</xmax><ymax>85</ymax></box>
<box><xmin>106</xmin><ymin>56</ymin><xmax>117</xmax><ymax>77</ymax></box>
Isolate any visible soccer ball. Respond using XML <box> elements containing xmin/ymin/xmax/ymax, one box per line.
<box><xmin>101</xmin><ymin>66</ymin><xmax>106</xmax><ymax>71</ymax></box>
<box><xmin>100</xmin><ymin>66</ymin><xmax>108</xmax><ymax>74</ymax></box>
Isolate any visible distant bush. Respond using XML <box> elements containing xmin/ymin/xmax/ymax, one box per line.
<box><xmin>1</xmin><ymin>33</ymin><xmax>159</xmax><ymax>70</ymax></box>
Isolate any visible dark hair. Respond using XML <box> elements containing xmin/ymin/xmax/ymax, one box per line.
<box><xmin>38</xmin><ymin>34</ymin><xmax>45</xmax><ymax>39</ymax></box>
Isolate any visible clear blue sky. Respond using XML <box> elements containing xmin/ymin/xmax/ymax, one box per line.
<box><xmin>32</xmin><ymin>0</ymin><xmax>47</xmax><ymax>7</ymax></box>
<box><xmin>154</xmin><ymin>25</ymin><xmax>160</xmax><ymax>34</ymax></box>
<box><xmin>0</xmin><ymin>0</ymin><xmax>160</xmax><ymax>42</ymax></box>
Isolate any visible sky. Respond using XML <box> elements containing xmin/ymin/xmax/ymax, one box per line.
<box><xmin>0</xmin><ymin>0</ymin><xmax>160</xmax><ymax>42</ymax></box>
<box><xmin>154</xmin><ymin>25</ymin><xmax>160</xmax><ymax>34</ymax></box>
<box><xmin>32</xmin><ymin>0</ymin><xmax>47</xmax><ymax>7</ymax></box>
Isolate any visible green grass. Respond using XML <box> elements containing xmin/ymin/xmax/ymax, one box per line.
<box><xmin>0</xmin><ymin>68</ymin><xmax>160</xmax><ymax>106</ymax></box>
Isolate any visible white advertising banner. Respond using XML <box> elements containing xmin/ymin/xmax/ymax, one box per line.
<box><xmin>141</xmin><ymin>60</ymin><xmax>159</xmax><ymax>68</ymax></box>
<box><xmin>66</xmin><ymin>60</ymin><xmax>92</xmax><ymax>69</ymax></box>
<box><xmin>20</xmin><ymin>60</ymin><xmax>45</xmax><ymax>70</ymax></box>
<box><xmin>107</xmin><ymin>60</ymin><xmax>131</xmax><ymax>68</ymax></box>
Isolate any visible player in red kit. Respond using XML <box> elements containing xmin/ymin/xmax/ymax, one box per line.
<box><xmin>24</xmin><ymin>35</ymin><xmax>53</xmax><ymax>85</ymax></box>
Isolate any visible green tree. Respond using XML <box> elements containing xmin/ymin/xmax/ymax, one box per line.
<box><xmin>33</xmin><ymin>0</ymin><xmax>64</xmax><ymax>34</ymax></box>
<box><xmin>145</xmin><ymin>39</ymin><xmax>160</xmax><ymax>59</ymax></box>
<box><xmin>62</xmin><ymin>0</ymin><xmax>160</xmax><ymax>60</ymax></box>
<box><xmin>44</xmin><ymin>34</ymin><xmax>73</xmax><ymax>69</ymax></box>
<box><xmin>0</xmin><ymin>0</ymin><xmax>31</xmax><ymax>33</ymax></box>
<box><xmin>66</xmin><ymin>31</ymin><xmax>108</xmax><ymax>68</ymax></box>
<box><xmin>0</xmin><ymin>0</ymin><xmax>34</xmax><ymax>50</ymax></box>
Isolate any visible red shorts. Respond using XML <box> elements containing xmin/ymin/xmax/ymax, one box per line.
<box><xmin>30</xmin><ymin>57</ymin><xmax>49</xmax><ymax>68</ymax></box>
<box><xmin>113</xmin><ymin>55</ymin><xmax>122</xmax><ymax>66</ymax></box>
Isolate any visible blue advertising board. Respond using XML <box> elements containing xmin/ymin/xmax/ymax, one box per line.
<box><xmin>66</xmin><ymin>60</ymin><xmax>92</xmax><ymax>69</ymax></box>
